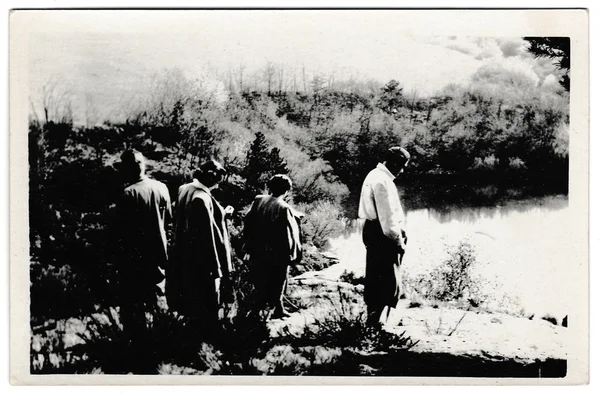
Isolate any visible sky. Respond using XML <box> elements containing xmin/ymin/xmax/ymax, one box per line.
<box><xmin>26</xmin><ymin>11</ymin><xmax>562</xmax><ymax>125</ymax></box>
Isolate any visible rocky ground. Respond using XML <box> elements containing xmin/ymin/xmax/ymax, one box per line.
<box><xmin>271</xmin><ymin>260</ymin><xmax>569</xmax><ymax>377</ymax></box>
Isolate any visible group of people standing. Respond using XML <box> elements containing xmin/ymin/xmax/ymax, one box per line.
<box><xmin>116</xmin><ymin>151</ymin><xmax>302</xmax><ymax>339</ymax></box>
<box><xmin>116</xmin><ymin>145</ymin><xmax>411</xmax><ymax>341</ymax></box>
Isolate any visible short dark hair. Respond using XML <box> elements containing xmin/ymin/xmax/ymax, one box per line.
<box><xmin>195</xmin><ymin>159</ymin><xmax>226</xmax><ymax>187</ymax></box>
<box><xmin>120</xmin><ymin>149</ymin><xmax>146</xmax><ymax>171</ymax></box>
<box><xmin>385</xmin><ymin>146</ymin><xmax>411</xmax><ymax>167</ymax></box>
<box><xmin>268</xmin><ymin>174</ymin><xmax>293</xmax><ymax>197</ymax></box>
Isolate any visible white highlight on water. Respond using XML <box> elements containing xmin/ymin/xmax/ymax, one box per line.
<box><xmin>329</xmin><ymin>196</ymin><xmax>571</xmax><ymax>319</ymax></box>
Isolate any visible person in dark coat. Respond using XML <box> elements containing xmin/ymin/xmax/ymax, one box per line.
<box><xmin>358</xmin><ymin>147</ymin><xmax>411</xmax><ymax>327</ymax></box>
<box><xmin>166</xmin><ymin>159</ymin><xmax>234</xmax><ymax>336</ymax></box>
<box><xmin>242</xmin><ymin>174</ymin><xmax>302</xmax><ymax>319</ymax></box>
<box><xmin>116</xmin><ymin>149</ymin><xmax>171</xmax><ymax>337</ymax></box>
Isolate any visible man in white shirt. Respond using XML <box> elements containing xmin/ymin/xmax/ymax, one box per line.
<box><xmin>358</xmin><ymin>147</ymin><xmax>411</xmax><ymax>327</ymax></box>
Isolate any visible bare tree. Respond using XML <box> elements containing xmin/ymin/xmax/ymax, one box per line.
<box><xmin>227</xmin><ymin>65</ymin><xmax>235</xmax><ymax>94</ymax></box>
<box><xmin>263</xmin><ymin>61</ymin><xmax>277</xmax><ymax>94</ymax></box>
<box><xmin>36</xmin><ymin>76</ymin><xmax>75</xmax><ymax>125</ymax></box>
<box><xmin>292</xmin><ymin>65</ymin><xmax>298</xmax><ymax>93</ymax></box>
<box><xmin>310</xmin><ymin>74</ymin><xmax>327</xmax><ymax>95</ymax></box>
<box><xmin>28</xmin><ymin>76</ymin><xmax>75</xmax><ymax>195</ymax></box>
<box><xmin>409</xmin><ymin>88</ymin><xmax>419</xmax><ymax>126</ymax></box>
<box><xmin>302</xmin><ymin>64</ymin><xmax>307</xmax><ymax>93</ymax></box>
<box><xmin>276</xmin><ymin>63</ymin><xmax>285</xmax><ymax>93</ymax></box>
<box><xmin>248</xmin><ymin>69</ymin><xmax>262</xmax><ymax>92</ymax></box>
<box><xmin>84</xmin><ymin>93</ymin><xmax>101</xmax><ymax>128</ymax></box>
<box><xmin>237</xmin><ymin>63</ymin><xmax>246</xmax><ymax>93</ymax></box>
<box><xmin>327</xmin><ymin>69</ymin><xmax>337</xmax><ymax>89</ymax></box>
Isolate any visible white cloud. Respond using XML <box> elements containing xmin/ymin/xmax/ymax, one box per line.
<box><xmin>430</xmin><ymin>36</ymin><xmax>571</xmax><ymax>99</ymax></box>
<box><xmin>542</xmin><ymin>73</ymin><xmax>558</xmax><ymax>86</ymax></box>
<box><xmin>498</xmin><ymin>38</ymin><xmax>527</xmax><ymax>58</ymax></box>
<box><xmin>541</xmin><ymin>73</ymin><xmax>563</xmax><ymax>94</ymax></box>
<box><xmin>497</xmin><ymin>56</ymin><xmax>541</xmax><ymax>85</ymax></box>
<box><xmin>429</xmin><ymin>37</ymin><xmax>506</xmax><ymax>60</ymax></box>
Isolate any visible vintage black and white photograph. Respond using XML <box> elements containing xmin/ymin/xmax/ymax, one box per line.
<box><xmin>9</xmin><ymin>9</ymin><xmax>589</xmax><ymax>384</ymax></box>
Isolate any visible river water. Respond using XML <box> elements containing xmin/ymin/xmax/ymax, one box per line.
<box><xmin>329</xmin><ymin>189</ymin><xmax>573</xmax><ymax>319</ymax></box>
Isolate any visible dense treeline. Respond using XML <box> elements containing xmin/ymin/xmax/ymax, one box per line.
<box><xmin>29</xmin><ymin>69</ymin><xmax>569</xmax><ymax>321</ymax></box>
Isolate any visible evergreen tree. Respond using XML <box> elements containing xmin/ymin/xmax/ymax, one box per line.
<box><xmin>376</xmin><ymin>80</ymin><xmax>404</xmax><ymax>115</ymax></box>
<box><xmin>524</xmin><ymin>37</ymin><xmax>570</xmax><ymax>92</ymax></box>
<box><xmin>242</xmin><ymin>132</ymin><xmax>289</xmax><ymax>196</ymax></box>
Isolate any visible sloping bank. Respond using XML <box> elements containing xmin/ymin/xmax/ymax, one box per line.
<box><xmin>269</xmin><ymin>253</ymin><xmax>568</xmax><ymax>377</ymax></box>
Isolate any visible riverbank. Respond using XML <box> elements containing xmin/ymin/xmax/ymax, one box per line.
<box><xmin>30</xmin><ymin>255</ymin><xmax>568</xmax><ymax>377</ymax></box>
<box><xmin>331</xmin><ymin>193</ymin><xmax>571</xmax><ymax>321</ymax></box>
<box><xmin>278</xmin><ymin>263</ymin><xmax>567</xmax><ymax>377</ymax></box>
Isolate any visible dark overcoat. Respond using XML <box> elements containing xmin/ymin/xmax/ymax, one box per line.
<box><xmin>117</xmin><ymin>175</ymin><xmax>171</xmax><ymax>306</ymax></box>
<box><xmin>167</xmin><ymin>181</ymin><xmax>233</xmax><ymax>317</ymax></box>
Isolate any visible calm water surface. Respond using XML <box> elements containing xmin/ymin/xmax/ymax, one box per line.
<box><xmin>330</xmin><ymin>189</ymin><xmax>573</xmax><ymax>318</ymax></box>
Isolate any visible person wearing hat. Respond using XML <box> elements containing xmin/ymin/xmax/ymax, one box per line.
<box><xmin>166</xmin><ymin>159</ymin><xmax>234</xmax><ymax>338</ymax></box>
<box><xmin>358</xmin><ymin>147</ymin><xmax>411</xmax><ymax>327</ymax></box>
<box><xmin>116</xmin><ymin>149</ymin><xmax>171</xmax><ymax>339</ymax></box>
<box><xmin>242</xmin><ymin>174</ymin><xmax>302</xmax><ymax>319</ymax></box>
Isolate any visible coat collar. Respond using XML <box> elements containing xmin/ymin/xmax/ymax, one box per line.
<box><xmin>192</xmin><ymin>179</ymin><xmax>212</xmax><ymax>195</ymax></box>
<box><xmin>376</xmin><ymin>162</ymin><xmax>396</xmax><ymax>180</ymax></box>
<box><xmin>126</xmin><ymin>174</ymin><xmax>148</xmax><ymax>188</ymax></box>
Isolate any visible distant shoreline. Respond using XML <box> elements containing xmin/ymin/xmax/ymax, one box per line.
<box><xmin>341</xmin><ymin>174</ymin><xmax>568</xmax><ymax>220</ymax></box>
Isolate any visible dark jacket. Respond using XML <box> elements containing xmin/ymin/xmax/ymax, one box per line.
<box><xmin>167</xmin><ymin>180</ymin><xmax>233</xmax><ymax>312</ymax></box>
<box><xmin>117</xmin><ymin>175</ymin><xmax>171</xmax><ymax>296</ymax></box>
<box><xmin>243</xmin><ymin>195</ymin><xmax>301</xmax><ymax>265</ymax></box>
